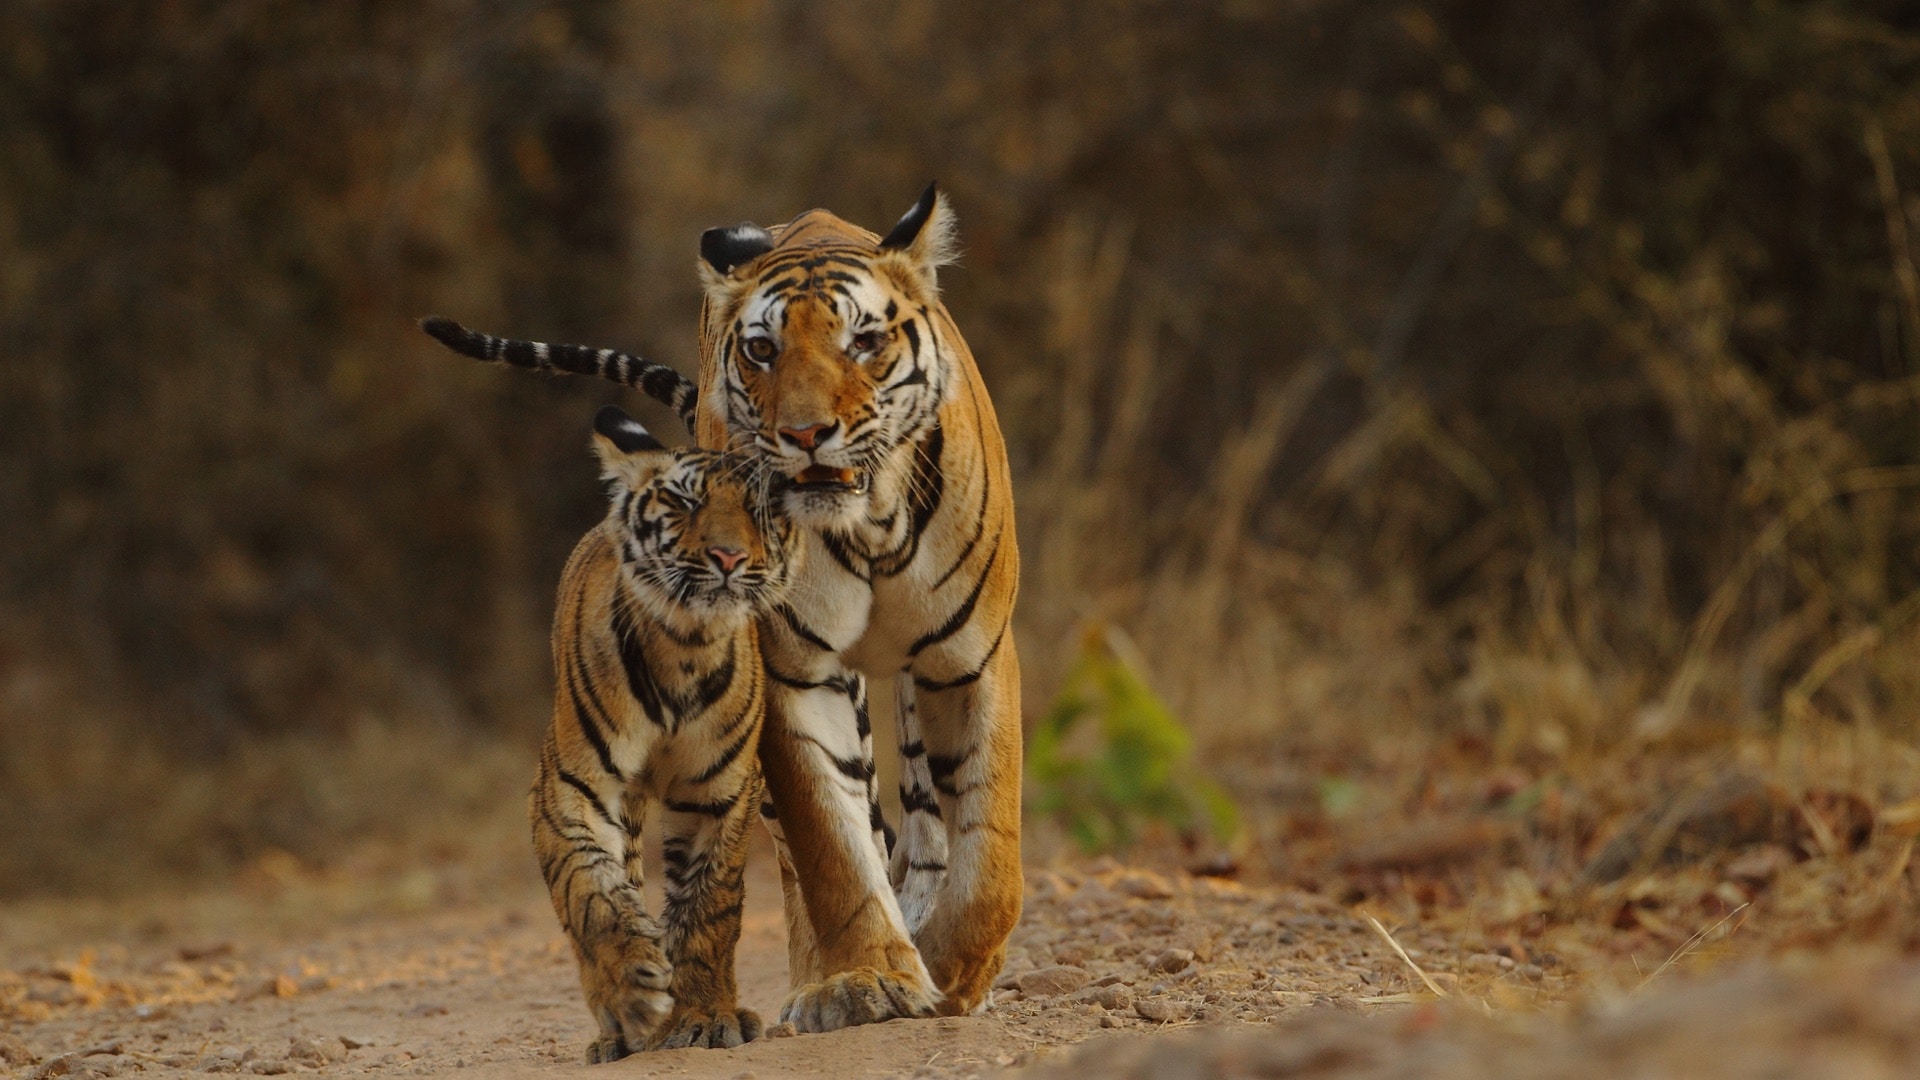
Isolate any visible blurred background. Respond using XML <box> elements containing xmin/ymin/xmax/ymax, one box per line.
<box><xmin>3</xmin><ymin>0</ymin><xmax>1917</xmax><ymax>912</ymax></box>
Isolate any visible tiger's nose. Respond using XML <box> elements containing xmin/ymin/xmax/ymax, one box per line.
<box><xmin>777</xmin><ymin>422</ymin><xmax>838</xmax><ymax>452</ymax></box>
<box><xmin>708</xmin><ymin>547</ymin><xmax>748</xmax><ymax>574</ymax></box>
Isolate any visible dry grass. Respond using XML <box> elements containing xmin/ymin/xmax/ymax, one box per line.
<box><xmin>0</xmin><ymin>1</ymin><xmax>1917</xmax><ymax>919</ymax></box>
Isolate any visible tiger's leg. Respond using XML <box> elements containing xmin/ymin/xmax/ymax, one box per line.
<box><xmin>757</xmin><ymin>674</ymin><xmax>888</xmax><ymax>991</ymax></box>
<box><xmin>889</xmin><ymin>674</ymin><xmax>948</xmax><ymax>937</ymax></box>
<box><xmin>908</xmin><ymin>631</ymin><xmax>1024</xmax><ymax>1016</ymax></box>
<box><xmin>529</xmin><ymin>738</ymin><xmax>672</xmax><ymax>1063</ymax></box>
<box><xmin>649</xmin><ymin>770</ymin><xmax>766</xmax><ymax>1050</ymax></box>
<box><xmin>760</xmin><ymin>668</ymin><xmax>938</xmax><ymax>1031</ymax></box>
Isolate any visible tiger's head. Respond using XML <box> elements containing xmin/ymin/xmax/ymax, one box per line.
<box><xmin>591</xmin><ymin>405</ymin><xmax>796</xmax><ymax>629</ymax></box>
<box><xmin>695</xmin><ymin>183</ymin><xmax>960</xmax><ymax>527</ymax></box>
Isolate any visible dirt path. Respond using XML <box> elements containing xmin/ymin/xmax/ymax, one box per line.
<box><xmin>2</xmin><ymin>844</ymin><xmax>1542</xmax><ymax>1080</ymax></box>
<box><xmin>6</xmin><ymin>848</ymin><xmax>1914</xmax><ymax>1079</ymax></box>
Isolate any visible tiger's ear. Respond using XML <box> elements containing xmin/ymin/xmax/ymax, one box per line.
<box><xmin>877</xmin><ymin>182</ymin><xmax>959</xmax><ymax>297</ymax></box>
<box><xmin>591</xmin><ymin>405</ymin><xmax>671</xmax><ymax>490</ymax></box>
<box><xmin>699</xmin><ymin>222</ymin><xmax>774</xmax><ymax>282</ymax></box>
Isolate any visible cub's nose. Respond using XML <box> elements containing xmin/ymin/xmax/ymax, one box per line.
<box><xmin>777</xmin><ymin>422</ymin><xmax>838</xmax><ymax>452</ymax></box>
<box><xmin>708</xmin><ymin>547</ymin><xmax>748</xmax><ymax>574</ymax></box>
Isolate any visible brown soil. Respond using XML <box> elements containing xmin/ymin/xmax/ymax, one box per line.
<box><xmin>3</xmin><ymin>840</ymin><xmax>1916</xmax><ymax>1080</ymax></box>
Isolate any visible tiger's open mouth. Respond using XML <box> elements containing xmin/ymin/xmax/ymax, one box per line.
<box><xmin>791</xmin><ymin>465</ymin><xmax>869</xmax><ymax>495</ymax></box>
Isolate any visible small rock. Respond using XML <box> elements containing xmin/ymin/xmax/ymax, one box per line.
<box><xmin>1099</xmin><ymin>1014</ymin><xmax>1120</xmax><ymax>1028</ymax></box>
<box><xmin>132</xmin><ymin>1003</ymin><xmax>170</xmax><ymax>1020</ymax></box>
<box><xmin>1145</xmin><ymin>948</ymin><xmax>1195</xmax><ymax>974</ymax></box>
<box><xmin>338</xmin><ymin>1036</ymin><xmax>372</xmax><ymax>1051</ymax></box>
<box><xmin>403</xmin><ymin>1002</ymin><xmax>448</xmax><ymax>1018</ymax></box>
<box><xmin>1016</xmin><ymin>965</ymin><xmax>1091</xmax><ymax>998</ymax></box>
<box><xmin>1097</xmin><ymin>924</ymin><xmax>1130</xmax><ymax>946</ymax></box>
<box><xmin>1725</xmin><ymin>844</ymin><xmax>1793</xmax><ymax>885</ymax></box>
<box><xmin>248</xmin><ymin>1059</ymin><xmax>293</xmax><ymax>1075</ymax></box>
<box><xmin>1070</xmin><ymin>983</ymin><xmax>1134</xmax><ymax>1011</ymax></box>
<box><xmin>1</xmin><ymin>1034</ymin><xmax>38</xmax><ymax>1067</ymax></box>
<box><xmin>1091</xmin><ymin>973</ymin><xmax>1127</xmax><ymax>988</ymax></box>
<box><xmin>1133</xmin><ymin>996</ymin><xmax>1194</xmax><ymax>1023</ymax></box>
<box><xmin>28</xmin><ymin>1054</ymin><xmax>77</xmax><ymax>1080</ymax></box>
<box><xmin>1112</xmin><ymin>870</ymin><xmax>1176</xmax><ymax>900</ymax></box>
<box><xmin>1050</xmin><ymin>944</ymin><xmax>1091</xmax><ymax>967</ymax></box>
<box><xmin>178</xmin><ymin>942</ymin><xmax>236</xmax><ymax>962</ymax></box>
<box><xmin>287</xmin><ymin>1038</ymin><xmax>331</xmax><ymax>1065</ymax></box>
<box><xmin>1518</xmin><ymin>963</ymin><xmax>1545</xmax><ymax>981</ymax></box>
<box><xmin>765</xmin><ymin>1022</ymin><xmax>798</xmax><ymax>1039</ymax></box>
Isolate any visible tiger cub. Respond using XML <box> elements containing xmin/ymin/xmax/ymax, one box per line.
<box><xmin>531</xmin><ymin>404</ymin><xmax>795</xmax><ymax>1063</ymax></box>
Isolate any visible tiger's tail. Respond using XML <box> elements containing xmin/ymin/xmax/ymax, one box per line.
<box><xmin>419</xmin><ymin>316</ymin><xmax>699</xmax><ymax>431</ymax></box>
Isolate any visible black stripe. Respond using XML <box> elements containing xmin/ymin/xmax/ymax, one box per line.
<box><xmin>900</xmin><ymin>785</ymin><xmax>943</xmax><ymax>817</ymax></box>
<box><xmin>819</xmin><ymin>530</ymin><xmax>872</xmax><ymax>583</ymax></box>
<box><xmin>616</xmin><ymin>610</ymin><xmax>670</xmax><ymax>729</ymax></box>
<box><xmin>874</xmin><ymin>424</ymin><xmax>945</xmax><ymax>576</ymax></box>
<box><xmin>566</xmin><ymin>675</ymin><xmax>622</xmax><ymax>781</ymax></box>
<box><xmin>686</xmin><ymin>638</ymin><xmax>740</xmax><ymax>715</ymax></box>
<box><xmin>927</xmin><ymin>752</ymin><xmax>966</xmax><ymax>788</ymax></box>
<box><xmin>907</xmin><ymin>860</ymin><xmax>948</xmax><ymax>872</ymax></box>
<box><xmin>900</xmin><ymin>739</ymin><xmax>926</xmax><ymax>758</ymax></box>
<box><xmin>764</xmin><ymin>663</ymin><xmax>854</xmax><ymax>694</ymax></box>
<box><xmin>776</xmin><ymin>603</ymin><xmax>837</xmax><ymax>652</ymax></box>
<box><xmin>691</xmin><ymin>725</ymin><xmax>755</xmax><ymax>783</ymax></box>
<box><xmin>932</xmin><ymin>451</ymin><xmax>993</xmax><ymax>589</ymax></box>
<box><xmin>913</xmin><ymin>621</ymin><xmax>1008</xmax><ymax>692</ymax></box>
<box><xmin>557</xmin><ymin>767</ymin><xmax>620</xmax><ymax>829</ymax></box>
<box><xmin>665</xmin><ymin>790</ymin><xmax>743</xmax><ymax>817</ymax></box>
<box><xmin>567</xmin><ymin>596</ymin><xmax>626</xmax><ymax>779</ymax></box>
<box><xmin>908</xmin><ymin>531</ymin><xmax>1003</xmax><ymax>657</ymax></box>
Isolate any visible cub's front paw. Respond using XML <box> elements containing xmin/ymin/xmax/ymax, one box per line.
<box><xmin>584</xmin><ymin>1033</ymin><xmax>632</xmax><ymax>1065</ymax></box>
<box><xmin>581</xmin><ymin>939</ymin><xmax>674</xmax><ymax>1063</ymax></box>
<box><xmin>647</xmin><ymin>1006</ymin><xmax>763</xmax><ymax>1050</ymax></box>
<box><xmin>778</xmin><ymin>968</ymin><xmax>937</xmax><ymax>1033</ymax></box>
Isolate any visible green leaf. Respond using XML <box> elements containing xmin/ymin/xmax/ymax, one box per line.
<box><xmin>1027</xmin><ymin>623</ymin><xmax>1244</xmax><ymax>855</ymax></box>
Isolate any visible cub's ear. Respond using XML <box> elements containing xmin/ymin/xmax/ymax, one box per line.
<box><xmin>591</xmin><ymin>405</ymin><xmax>670</xmax><ymax>490</ymax></box>
<box><xmin>700</xmin><ymin>222</ymin><xmax>775</xmax><ymax>278</ymax></box>
<box><xmin>876</xmin><ymin>181</ymin><xmax>959</xmax><ymax>296</ymax></box>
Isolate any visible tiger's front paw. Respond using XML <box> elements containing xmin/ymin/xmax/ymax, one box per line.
<box><xmin>647</xmin><ymin>1005</ymin><xmax>763</xmax><ymax>1050</ymax></box>
<box><xmin>778</xmin><ymin>967</ymin><xmax>938</xmax><ymax>1032</ymax></box>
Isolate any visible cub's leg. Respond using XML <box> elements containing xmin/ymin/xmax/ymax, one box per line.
<box><xmin>529</xmin><ymin>740</ymin><xmax>671</xmax><ymax>1063</ymax></box>
<box><xmin>759</xmin><ymin>669</ymin><xmax>938</xmax><ymax>1031</ymax></box>
<box><xmin>649</xmin><ymin>763</ymin><xmax>766</xmax><ymax>1050</ymax></box>
<box><xmin>907</xmin><ymin>630</ymin><xmax>1024</xmax><ymax>1016</ymax></box>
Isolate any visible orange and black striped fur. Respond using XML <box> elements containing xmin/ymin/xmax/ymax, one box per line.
<box><xmin>533</xmin><ymin>405</ymin><xmax>796</xmax><ymax>1062</ymax></box>
<box><xmin>424</xmin><ymin>183</ymin><xmax>1023</xmax><ymax>1031</ymax></box>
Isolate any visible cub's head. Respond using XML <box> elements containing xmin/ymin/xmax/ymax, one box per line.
<box><xmin>591</xmin><ymin>405</ymin><xmax>795</xmax><ymax>627</ymax></box>
<box><xmin>696</xmin><ymin>183</ymin><xmax>960</xmax><ymax>526</ymax></box>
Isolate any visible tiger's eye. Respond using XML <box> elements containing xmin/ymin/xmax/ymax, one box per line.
<box><xmin>850</xmin><ymin>329</ymin><xmax>887</xmax><ymax>354</ymax></box>
<box><xmin>743</xmin><ymin>336</ymin><xmax>777</xmax><ymax>365</ymax></box>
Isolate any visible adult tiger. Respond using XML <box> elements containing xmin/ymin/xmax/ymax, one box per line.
<box><xmin>423</xmin><ymin>184</ymin><xmax>1022</xmax><ymax>1029</ymax></box>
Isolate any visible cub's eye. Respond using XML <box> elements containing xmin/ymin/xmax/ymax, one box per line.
<box><xmin>660</xmin><ymin>490</ymin><xmax>699</xmax><ymax>512</ymax></box>
<box><xmin>741</xmin><ymin>336</ymin><xmax>777</xmax><ymax>367</ymax></box>
<box><xmin>850</xmin><ymin>329</ymin><xmax>888</xmax><ymax>355</ymax></box>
